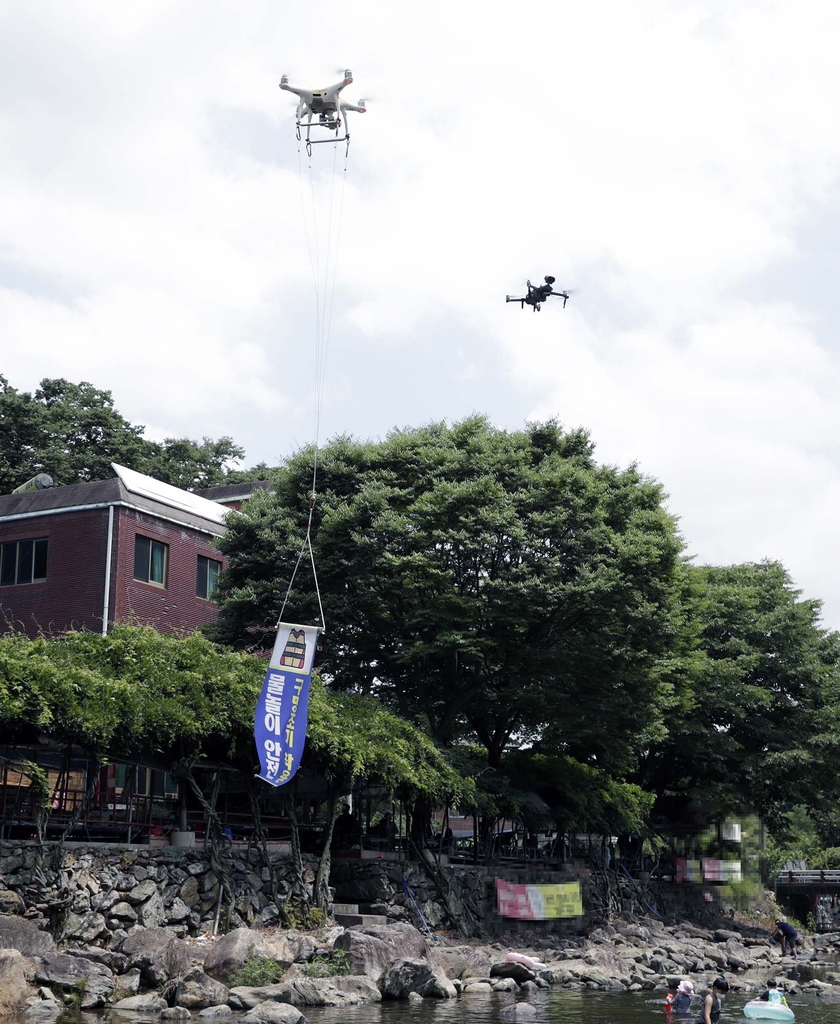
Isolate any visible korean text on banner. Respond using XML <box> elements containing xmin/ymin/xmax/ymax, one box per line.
<box><xmin>496</xmin><ymin>878</ymin><xmax>583</xmax><ymax>920</ymax></box>
<box><xmin>254</xmin><ymin>623</ymin><xmax>320</xmax><ymax>787</ymax></box>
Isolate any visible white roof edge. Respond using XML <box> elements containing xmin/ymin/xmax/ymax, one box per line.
<box><xmin>111</xmin><ymin>464</ymin><xmax>229</xmax><ymax>525</ymax></box>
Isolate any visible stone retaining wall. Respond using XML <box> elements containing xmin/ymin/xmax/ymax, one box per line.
<box><xmin>0</xmin><ymin>840</ymin><xmax>316</xmax><ymax>946</ymax></box>
<box><xmin>0</xmin><ymin>839</ymin><xmax>742</xmax><ymax>945</ymax></box>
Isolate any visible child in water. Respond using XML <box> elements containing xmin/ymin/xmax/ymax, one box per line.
<box><xmin>666</xmin><ymin>979</ymin><xmax>695</xmax><ymax>1012</ymax></box>
<box><xmin>758</xmin><ymin>980</ymin><xmax>787</xmax><ymax>1005</ymax></box>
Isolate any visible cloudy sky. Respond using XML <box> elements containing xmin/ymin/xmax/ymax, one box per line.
<box><xmin>3</xmin><ymin>1</ymin><xmax>840</xmax><ymax>624</ymax></box>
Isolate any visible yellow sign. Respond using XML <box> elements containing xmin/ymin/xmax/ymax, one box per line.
<box><xmin>496</xmin><ymin>879</ymin><xmax>583</xmax><ymax>919</ymax></box>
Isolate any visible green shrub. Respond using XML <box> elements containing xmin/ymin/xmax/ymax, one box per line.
<box><xmin>230</xmin><ymin>956</ymin><xmax>285</xmax><ymax>987</ymax></box>
<box><xmin>303</xmin><ymin>950</ymin><xmax>351</xmax><ymax>978</ymax></box>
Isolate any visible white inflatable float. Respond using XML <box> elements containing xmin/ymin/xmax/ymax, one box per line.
<box><xmin>505</xmin><ymin>952</ymin><xmax>543</xmax><ymax>970</ymax></box>
<box><xmin>743</xmin><ymin>999</ymin><xmax>794</xmax><ymax>1021</ymax></box>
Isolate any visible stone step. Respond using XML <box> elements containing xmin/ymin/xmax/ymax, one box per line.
<box><xmin>332</xmin><ymin>903</ymin><xmax>360</xmax><ymax>916</ymax></box>
<box><xmin>334</xmin><ymin>913</ymin><xmax>389</xmax><ymax>927</ymax></box>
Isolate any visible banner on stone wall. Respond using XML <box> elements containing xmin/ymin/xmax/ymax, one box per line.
<box><xmin>496</xmin><ymin>878</ymin><xmax>583</xmax><ymax>919</ymax></box>
<box><xmin>254</xmin><ymin>622</ymin><xmax>320</xmax><ymax>788</ymax></box>
<box><xmin>676</xmin><ymin>858</ymin><xmax>742</xmax><ymax>883</ymax></box>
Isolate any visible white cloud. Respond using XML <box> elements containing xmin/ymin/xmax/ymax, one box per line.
<box><xmin>3</xmin><ymin>0</ymin><xmax>840</xmax><ymax>623</ymax></box>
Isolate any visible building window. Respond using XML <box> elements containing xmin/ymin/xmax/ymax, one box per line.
<box><xmin>134</xmin><ymin>535</ymin><xmax>167</xmax><ymax>587</ymax></box>
<box><xmin>0</xmin><ymin>538</ymin><xmax>48</xmax><ymax>586</ymax></box>
<box><xmin>196</xmin><ymin>555</ymin><xmax>221</xmax><ymax>601</ymax></box>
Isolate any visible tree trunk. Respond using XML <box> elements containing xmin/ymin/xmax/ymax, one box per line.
<box><xmin>313</xmin><ymin>787</ymin><xmax>340</xmax><ymax>914</ymax></box>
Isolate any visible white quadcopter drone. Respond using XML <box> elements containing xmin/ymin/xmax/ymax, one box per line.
<box><xmin>279</xmin><ymin>69</ymin><xmax>366</xmax><ymax>151</ymax></box>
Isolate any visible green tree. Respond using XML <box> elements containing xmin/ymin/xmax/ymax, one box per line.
<box><xmin>211</xmin><ymin>417</ymin><xmax>687</xmax><ymax>782</ymax></box>
<box><xmin>148</xmin><ymin>436</ymin><xmax>245</xmax><ymax>490</ymax></box>
<box><xmin>0</xmin><ymin>623</ymin><xmax>474</xmax><ymax>914</ymax></box>
<box><xmin>0</xmin><ymin>376</ymin><xmax>243</xmax><ymax>492</ymax></box>
<box><xmin>638</xmin><ymin>561</ymin><xmax>840</xmax><ymax>828</ymax></box>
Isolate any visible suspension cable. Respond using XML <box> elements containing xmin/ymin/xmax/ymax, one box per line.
<box><xmin>278</xmin><ymin>134</ymin><xmax>349</xmax><ymax>631</ymax></box>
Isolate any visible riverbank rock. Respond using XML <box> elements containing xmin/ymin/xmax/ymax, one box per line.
<box><xmin>499</xmin><ymin>1003</ymin><xmax>538</xmax><ymax>1020</ymax></box>
<box><xmin>0</xmin><ymin>888</ymin><xmax>26</xmax><ymax>915</ymax></box>
<box><xmin>0</xmin><ymin>916</ymin><xmax>56</xmax><ymax>955</ymax></box>
<box><xmin>63</xmin><ymin>910</ymin><xmax>108</xmax><ymax>944</ymax></box>
<box><xmin>113</xmin><ymin>992</ymin><xmax>169</xmax><ymax>1012</ymax></box>
<box><xmin>123</xmin><ymin>926</ymin><xmax>190</xmax><ymax>985</ymax></box>
<box><xmin>0</xmin><ymin>949</ymin><xmax>29</xmax><ymax>1015</ymax></box>
<box><xmin>491</xmin><ymin>961</ymin><xmax>536</xmax><ymax>984</ymax></box>
<box><xmin>241</xmin><ymin>1004</ymin><xmax>308</xmax><ymax>1024</ymax></box>
<box><xmin>230</xmin><ymin>976</ymin><xmax>381</xmax><ymax>1009</ymax></box>
<box><xmin>431</xmin><ymin>945</ymin><xmax>492</xmax><ymax>979</ymax></box>
<box><xmin>174</xmin><ymin>966</ymin><xmax>230</xmax><ymax>1009</ymax></box>
<box><xmin>203</xmin><ymin>927</ymin><xmax>273</xmax><ymax>984</ymax></box>
<box><xmin>334</xmin><ymin>922</ymin><xmax>428</xmax><ymax>978</ymax></box>
<box><xmin>333</xmin><ymin>930</ymin><xmax>392</xmax><ymax>977</ymax></box>
<box><xmin>381</xmin><ymin>957</ymin><xmax>456</xmax><ymax>999</ymax></box>
<box><xmin>34</xmin><ymin>952</ymin><xmax>115</xmax><ymax>1009</ymax></box>
<box><xmin>283</xmin><ymin>976</ymin><xmax>383</xmax><ymax>1006</ymax></box>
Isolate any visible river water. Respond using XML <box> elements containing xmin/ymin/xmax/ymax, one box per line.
<box><xmin>10</xmin><ymin>986</ymin><xmax>837</xmax><ymax>1024</ymax></box>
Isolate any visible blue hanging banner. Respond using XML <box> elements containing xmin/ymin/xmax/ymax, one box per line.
<box><xmin>254</xmin><ymin>622</ymin><xmax>320</xmax><ymax>787</ymax></box>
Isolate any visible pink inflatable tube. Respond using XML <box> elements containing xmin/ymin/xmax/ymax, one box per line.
<box><xmin>505</xmin><ymin>952</ymin><xmax>543</xmax><ymax>969</ymax></box>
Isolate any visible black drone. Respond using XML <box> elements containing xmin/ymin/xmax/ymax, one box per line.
<box><xmin>506</xmin><ymin>276</ymin><xmax>570</xmax><ymax>312</ymax></box>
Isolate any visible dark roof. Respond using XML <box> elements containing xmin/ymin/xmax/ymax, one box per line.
<box><xmin>192</xmin><ymin>481</ymin><xmax>273</xmax><ymax>502</ymax></box>
<box><xmin>0</xmin><ymin>476</ymin><xmax>226</xmax><ymax>536</ymax></box>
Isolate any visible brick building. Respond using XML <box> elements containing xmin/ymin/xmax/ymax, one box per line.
<box><xmin>0</xmin><ymin>464</ymin><xmax>266</xmax><ymax>637</ymax></box>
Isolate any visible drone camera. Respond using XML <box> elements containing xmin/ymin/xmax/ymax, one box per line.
<box><xmin>545</xmin><ymin>275</ymin><xmax>555</xmax><ymax>285</ymax></box>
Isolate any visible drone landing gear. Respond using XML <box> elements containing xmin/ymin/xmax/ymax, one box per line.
<box><xmin>297</xmin><ymin>121</ymin><xmax>351</xmax><ymax>157</ymax></box>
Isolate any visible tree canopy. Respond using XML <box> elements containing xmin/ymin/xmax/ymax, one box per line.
<box><xmin>0</xmin><ymin>623</ymin><xmax>471</xmax><ymax>805</ymax></box>
<box><xmin>210</xmin><ymin>417</ymin><xmax>689</xmax><ymax>819</ymax></box>
<box><xmin>638</xmin><ymin>561</ymin><xmax>840</xmax><ymax>829</ymax></box>
<box><xmin>0</xmin><ymin>376</ymin><xmax>244</xmax><ymax>492</ymax></box>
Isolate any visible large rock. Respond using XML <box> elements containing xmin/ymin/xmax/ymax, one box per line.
<box><xmin>0</xmin><ymin>888</ymin><xmax>25</xmax><ymax>915</ymax></box>
<box><xmin>353</xmin><ymin>922</ymin><xmax>429</xmax><ymax>960</ymax></box>
<box><xmin>35</xmin><ymin>953</ymin><xmax>115</xmax><ymax>1009</ymax></box>
<box><xmin>230</xmin><ymin>976</ymin><xmax>381</xmax><ymax>1010</ymax></box>
<box><xmin>62</xmin><ymin>911</ymin><xmax>108</xmax><ymax>945</ymax></box>
<box><xmin>0</xmin><ymin>949</ymin><xmax>29</xmax><ymax>1015</ymax></box>
<box><xmin>241</xmin><ymin>1005</ymin><xmax>308</xmax><ymax>1024</ymax></box>
<box><xmin>282</xmin><ymin>976</ymin><xmax>383</xmax><ymax>1006</ymax></box>
<box><xmin>332</xmin><ymin>931</ymin><xmax>392</xmax><ymax>978</ymax></box>
<box><xmin>228</xmin><ymin>984</ymin><xmax>290</xmax><ymax>1010</ymax></box>
<box><xmin>0</xmin><ymin>916</ymin><xmax>56</xmax><ymax>955</ymax></box>
<box><xmin>110</xmin><ymin>902</ymin><xmax>139</xmax><ymax>922</ymax></box>
<box><xmin>64</xmin><ymin>946</ymin><xmax>128</xmax><ymax>972</ymax></box>
<box><xmin>174</xmin><ymin>966</ymin><xmax>230</xmax><ymax>1009</ymax></box>
<box><xmin>380</xmin><ymin>957</ymin><xmax>456</xmax><ymax>999</ymax></box>
<box><xmin>122</xmin><ymin>927</ymin><xmax>190</xmax><ymax>985</ymax></box>
<box><xmin>266</xmin><ymin>931</ymin><xmax>317</xmax><ymax>964</ymax></box>
<box><xmin>333</xmin><ymin>923</ymin><xmax>427</xmax><ymax>979</ymax></box>
<box><xmin>430</xmin><ymin>945</ymin><xmax>492</xmax><ymax>980</ymax></box>
<box><xmin>113</xmin><ymin>993</ymin><xmax>168</xmax><ymax>1013</ymax></box>
<box><xmin>499</xmin><ymin>1003</ymin><xmax>539</xmax><ymax>1020</ymax></box>
<box><xmin>126</xmin><ymin>878</ymin><xmax>158</xmax><ymax>904</ymax></box>
<box><xmin>491</xmin><ymin>961</ymin><xmax>536</xmax><ymax>984</ymax></box>
<box><xmin>203</xmin><ymin>928</ymin><xmax>272</xmax><ymax>985</ymax></box>
<box><xmin>138</xmin><ymin>891</ymin><xmax>168</xmax><ymax>928</ymax></box>
<box><xmin>114</xmin><ymin>968</ymin><xmax>142</xmax><ymax>999</ymax></box>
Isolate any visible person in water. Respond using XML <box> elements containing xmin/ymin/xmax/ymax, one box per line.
<box><xmin>758</xmin><ymin>980</ymin><xmax>787</xmax><ymax>1005</ymax></box>
<box><xmin>666</xmin><ymin>979</ymin><xmax>695</xmax><ymax>1011</ymax></box>
<box><xmin>698</xmin><ymin>977</ymin><xmax>729</xmax><ymax>1024</ymax></box>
